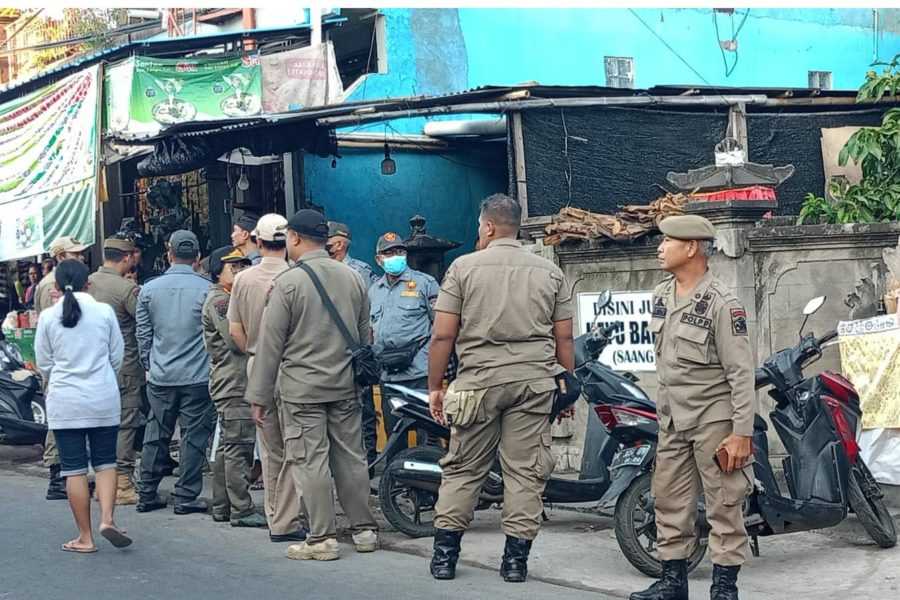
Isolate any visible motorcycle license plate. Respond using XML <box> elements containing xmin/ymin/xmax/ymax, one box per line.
<box><xmin>403</xmin><ymin>461</ymin><xmax>443</xmax><ymax>474</ymax></box>
<box><xmin>611</xmin><ymin>444</ymin><xmax>650</xmax><ymax>469</ymax></box>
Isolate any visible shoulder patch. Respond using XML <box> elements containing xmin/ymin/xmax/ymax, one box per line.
<box><xmin>407</xmin><ymin>280</ymin><xmax>416</xmax><ymax>290</ymax></box>
<box><xmin>730</xmin><ymin>308</ymin><xmax>748</xmax><ymax>336</ymax></box>
<box><xmin>214</xmin><ymin>297</ymin><xmax>229</xmax><ymax>318</ymax></box>
<box><xmin>681</xmin><ymin>313</ymin><xmax>712</xmax><ymax>329</ymax></box>
<box><xmin>652</xmin><ymin>297</ymin><xmax>667</xmax><ymax>318</ymax></box>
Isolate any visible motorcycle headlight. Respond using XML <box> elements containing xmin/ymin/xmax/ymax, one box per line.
<box><xmin>389</xmin><ymin>398</ymin><xmax>407</xmax><ymax>410</ymax></box>
<box><xmin>621</xmin><ymin>382</ymin><xmax>648</xmax><ymax>401</ymax></box>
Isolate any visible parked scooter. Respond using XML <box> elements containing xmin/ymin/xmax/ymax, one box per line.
<box><xmin>373</xmin><ymin>291</ymin><xmax>666</xmax><ymax>539</ymax></box>
<box><xmin>613</xmin><ymin>296</ymin><xmax>897</xmax><ymax>578</ymax></box>
<box><xmin>0</xmin><ymin>333</ymin><xmax>47</xmax><ymax>445</ymax></box>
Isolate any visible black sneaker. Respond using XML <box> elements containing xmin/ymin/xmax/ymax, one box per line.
<box><xmin>136</xmin><ymin>497</ymin><xmax>167</xmax><ymax>513</ymax></box>
<box><xmin>211</xmin><ymin>513</ymin><xmax>231</xmax><ymax>523</ymax></box>
<box><xmin>270</xmin><ymin>528</ymin><xmax>309</xmax><ymax>543</ymax></box>
<box><xmin>173</xmin><ymin>498</ymin><xmax>209</xmax><ymax>515</ymax></box>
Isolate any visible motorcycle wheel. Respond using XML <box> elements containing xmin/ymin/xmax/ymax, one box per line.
<box><xmin>379</xmin><ymin>445</ymin><xmax>444</xmax><ymax>538</ymax></box>
<box><xmin>614</xmin><ymin>472</ymin><xmax>707</xmax><ymax>578</ymax></box>
<box><xmin>30</xmin><ymin>397</ymin><xmax>46</xmax><ymax>426</ymax></box>
<box><xmin>847</xmin><ymin>461</ymin><xmax>897</xmax><ymax>548</ymax></box>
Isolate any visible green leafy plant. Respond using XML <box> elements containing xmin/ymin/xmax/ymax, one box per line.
<box><xmin>799</xmin><ymin>53</ymin><xmax>900</xmax><ymax>224</ymax></box>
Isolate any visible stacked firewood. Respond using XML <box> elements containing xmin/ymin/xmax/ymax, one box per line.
<box><xmin>543</xmin><ymin>193</ymin><xmax>689</xmax><ymax>245</ymax></box>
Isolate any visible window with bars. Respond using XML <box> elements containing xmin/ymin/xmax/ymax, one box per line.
<box><xmin>808</xmin><ymin>71</ymin><xmax>833</xmax><ymax>90</ymax></box>
<box><xmin>605</xmin><ymin>56</ymin><xmax>634</xmax><ymax>89</ymax></box>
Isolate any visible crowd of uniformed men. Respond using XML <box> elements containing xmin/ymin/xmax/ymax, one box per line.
<box><xmin>35</xmin><ymin>194</ymin><xmax>753</xmax><ymax>599</ymax></box>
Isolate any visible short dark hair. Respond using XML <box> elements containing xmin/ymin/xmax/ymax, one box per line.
<box><xmin>103</xmin><ymin>248</ymin><xmax>129</xmax><ymax>263</ymax></box>
<box><xmin>480</xmin><ymin>193</ymin><xmax>522</xmax><ymax>229</ymax></box>
<box><xmin>259</xmin><ymin>239</ymin><xmax>285</xmax><ymax>252</ymax></box>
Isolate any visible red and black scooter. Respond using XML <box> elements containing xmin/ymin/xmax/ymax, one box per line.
<box><xmin>614</xmin><ymin>296</ymin><xmax>897</xmax><ymax>578</ymax></box>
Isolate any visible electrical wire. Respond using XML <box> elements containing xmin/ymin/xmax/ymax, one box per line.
<box><xmin>714</xmin><ymin>9</ymin><xmax>750</xmax><ymax>78</ymax></box>
<box><xmin>384</xmin><ymin>122</ymin><xmax>505</xmax><ymax>171</ymax></box>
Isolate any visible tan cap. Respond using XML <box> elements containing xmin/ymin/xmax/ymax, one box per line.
<box><xmin>255</xmin><ymin>213</ymin><xmax>288</xmax><ymax>242</ymax></box>
<box><xmin>103</xmin><ymin>237</ymin><xmax>135</xmax><ymax>252</ymax></box>
<box><xmin>49</xmin><ymin>236</ymin><xmax>88</xmax><ymax>258</ymax></box>
<box><xmin>659</xmin><ymin>215</ymin><xmax>716</xmax><ymax>241</ymax></box>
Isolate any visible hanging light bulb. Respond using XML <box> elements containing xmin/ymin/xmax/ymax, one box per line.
<box><xmin>237</xmin><ymin>169</ymin><xmax>250</xmax><ymax>191</ymax></box>
<box><xmin>381</xmin><ymin>142</ymin><xmax>396</xmax><ymax>175</ymax></box>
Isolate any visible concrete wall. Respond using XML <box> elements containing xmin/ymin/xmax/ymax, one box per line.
<box><xmin>540</xmin><ymin>220</ymin><xmax>900</xmax><ymax>468</ymax></box>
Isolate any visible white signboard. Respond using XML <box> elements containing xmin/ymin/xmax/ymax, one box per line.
<box><xmin>577</xmin><ymin>291</ymin><xmax>656</xmax><ymax>372</ymax></box>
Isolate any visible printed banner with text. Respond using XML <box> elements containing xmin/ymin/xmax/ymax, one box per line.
<box><xmin>577</xmin><ymin>291</ymin><xmax>656</xmax><ymax>372</ymax></box>
<box><xmin>0</xmin><ymin>66</ymin><xmax>99</xmax><ymax>261</ymax></box>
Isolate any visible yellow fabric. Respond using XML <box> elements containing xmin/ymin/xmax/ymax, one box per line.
<box><xmin>839</xmin><ymin>316</ymin><xmax>900</xmax><ymax>429</ymax></box>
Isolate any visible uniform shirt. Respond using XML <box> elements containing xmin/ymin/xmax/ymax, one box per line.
<box><xmin>435</xmin><ymin>238</ymin><xmax>573</xmax><ymax>391</ymax></box>
<box><xmin>369</xmin><ymin>268</ymin><xmax>439</xmax><ymax>382</ymax></box>
<box><xmin>136</xmin><ymin>264</ymin><xmax>211</xmax><ymax>386</ymax></box>
<box><xmin>227</xmin><ymin>256</ymin><xmax>288</xmax><ymax>356</ymax></box>
<box><xmin>246</xmin><ymin>249</ymin><xmax>370</xmax><ymax>407</ymax></box>
<box><xmin>202</xmin><ymin>285</ymin><xmax>247</xmax><ymax>401</ymax></box>
<box><xmin>35</xmin><ymin>292</ymin><xmax>124</xmax><ymax>430</ymax></box>
<box><xmin>34</xmin><ymin>271</ymin><xmax>61</xmax><ymax>315</ymax></box>
<box><xmin>88</xmin><ymin>266</ymin><xmax>144</xmax><ymax>381</ymax></box>
<box><xmin>344</xmin><ymin>254</ymin><xmax>377</xmax><ymax>287</ymax></box>
<box><xmin>650</xmin><ymin>270</ymin><xmax>756</xmax><ymax>437</ymax></box>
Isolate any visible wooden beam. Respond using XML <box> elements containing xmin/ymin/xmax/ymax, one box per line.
<box><xmin>727</xmin><ymin>102</ymin><xmax>749</xmax><ymax>161</ymax></box>
<box><xmin>510</xmin><ymin>112</ymin><xmax>529</xmax><ymax>222</ymax></box>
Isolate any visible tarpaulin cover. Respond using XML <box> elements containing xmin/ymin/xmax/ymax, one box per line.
<box><xmin>519</xmin><ymin>106</ymin><xmax>883</xmax><ymax>217</ymax></box>
<box><xmin>0</xmin><ymin>66</ymin><xmax>99</xmax><ymax>260</ymax></box>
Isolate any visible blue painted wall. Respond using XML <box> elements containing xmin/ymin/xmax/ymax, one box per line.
<box><xmin>308</xmin><ymin>8</ymin><xmax>900</xmax><ymax>269</ymax></box>
<box><xmin>305</xmin><ymin>147</ymin><xmax>506</xmax><ymax>274</ymax></box>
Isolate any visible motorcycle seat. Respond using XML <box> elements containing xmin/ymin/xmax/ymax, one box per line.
<box><xmin>754</xmin><ymin>415</ymin><xmax>768</xmax><ymax>432</ymax></box>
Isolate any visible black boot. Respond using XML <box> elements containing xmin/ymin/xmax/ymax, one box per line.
<box><xmin>630</xmin><ymin>559</ymin><xmax>689</xmax><ymax>600</ymax></box>
<box><xmin>45</xmin><ymin>466</ymin><xmax>67</xmax><ymax>500</ymax></box>
<box><xmin>430</xmin><ymin>529</ymin><xmax>463</xmax><ymax>580</ymax></box>
<box><xmin>710</xmin><ymin>564</ymin><xmax>740</xmax><ymax>600</ymax></box>
<box><xmin>499</xmin><ymin>536</ymin><xmax>533</xmax><ymax>583</ymax></box>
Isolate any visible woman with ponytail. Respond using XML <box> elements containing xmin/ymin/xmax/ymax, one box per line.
<box><xmin>35</xmin><ymin>259</ymin><xmax>133</xmax><ymax>553</ymax></box>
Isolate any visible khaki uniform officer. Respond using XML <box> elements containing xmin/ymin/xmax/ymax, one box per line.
<box><xmin>631</xmin><ymin>215</ymin><xmax>756</xmax><ymax>600</ymax></box>
<box><xmin>246</xmin><ymin>209</ymin><xmax>378</xmax><ymax>562</ymax></box>
<box><xmin>202</xmin><ymin>248</ymin><xmax>267</xmax><ymax>528</ymax></box>
<box><xmin>427</xmin><ymin>194</ymin><xmax>576</xmax><ymax>583</ymax></box>
<box><xmin>36</xmin><ymin>236</ymin><xmax>88</xmax><ymax>501</ymax></box>
<box><xmin>87</xmin><ymin>237</ymin><xmax>144</xmax><ymax>505</ymax></box>
<box><xmin>227</xmin><ymin>213</ymin><xmax>306</xmax><ymax>543</ymax></box>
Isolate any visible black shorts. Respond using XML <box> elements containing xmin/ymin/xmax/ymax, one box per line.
<box><xmin>54</xmin><ymin>426</ymin><xmax>119</xmax><ymax>478</ymax></box>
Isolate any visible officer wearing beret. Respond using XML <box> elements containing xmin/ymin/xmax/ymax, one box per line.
<box><xmin>631</xmin><ymin>215</ymin><xmax>756</xmax><ymax>600</ymax></box>
<box><xmin>327</xmin><ymin>221</ymin><xmax>376</xmax><ymax>287</ymax></box>
<box><xmin>202</xmin><ymin>247</ymin><xmax>266</xmax><ymax>528</ymax></box>
<box><xmin>87</xmin><ymin>237</ymin><xmax>144</xmax><ymax>505</ymax></box>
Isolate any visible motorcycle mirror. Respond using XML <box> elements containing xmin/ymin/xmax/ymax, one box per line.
<box><xmin>597</xmin><ymin>290</ymin><xmax>613</xmax><ymax>311</ymax></box>
<box><xmin>798</xmin><ymin>296</ymin><xmax>826</xmax><ymax>339</ymax></box>
<box><xmin>803</xmin><ymin>296</ymin><xmax>826</xmax><ymax>316</ymax></box>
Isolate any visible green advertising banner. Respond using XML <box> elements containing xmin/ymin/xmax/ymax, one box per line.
<box><xmin>122</xmin><ymin>54</ymin><xmax>262</xmax><ymax>137</ymax></box>
<box><xmin>0</xmin><ymin>66</ymin><xmax>99</xmax><ymax>261</ymax></box>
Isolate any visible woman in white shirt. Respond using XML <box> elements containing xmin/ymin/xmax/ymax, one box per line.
<box><xmin>35</xmin><ymin>259</ymin><xmax>133</xmax><ymax>553</ymax></box>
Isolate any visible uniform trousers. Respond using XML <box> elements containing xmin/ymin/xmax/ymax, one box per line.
<box><xmin>433</xmin><ymin>378</ymin><xmax>557</xmax><ymax>540</ymax></box>
<box><xmin>653</xmin><ymin>419</ymin><xmax>752</xmax><ymax>566</ymax></box>
<box><xmin>211</xmin><ymin>396</ymin><xmax>256</xmax><ymax>519</ymax></box>
<box><xmin>281</xmin><ymin>397</ymin><xmax>377</xmax><ymax>544</ymax></box>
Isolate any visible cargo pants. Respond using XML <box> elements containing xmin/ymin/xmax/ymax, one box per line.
<box><xmin>433</xmin><ymin>378</ymin><xmax>558</xmax><ymax>540</ymax></box>
<box><xmin>653</xmin><ymin>419</ymin><xmax>753</xmax><ymax>566</ymax></box>
<box><xmin>117</xmin><ymin>375</ymin><xmax>144</xmax><ymax>478</ymax></box>
<box><xmin>281</xmin><ymin>397</ymin><xmax>378</xmax><ymax>544</ymax></box>
<box><xmin>249</xmin><ymin>356</ymin><xmax>304</xmax><ymax>536</ymax></box>
<box><xmin>212</xmin><ymin>396</ymin><xmax>256</xmax><ymax>519</ymax></box>
<box><xmin>139</xmin><ymin>383</ymin><xmax>214</xmax><ymax>503</ymax></box>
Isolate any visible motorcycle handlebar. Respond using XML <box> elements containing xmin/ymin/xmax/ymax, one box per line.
<box><xmin>818</xmin><ymin>330</ymin><xmax>839</xmax><ymax>346</ymax></box>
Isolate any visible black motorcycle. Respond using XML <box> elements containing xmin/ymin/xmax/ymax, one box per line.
<box><xmin>0</xmin><ymin>333</ymin><xmax>47</xmax><ymax>445</ymax></box>
<box><xmin>373</xmin><ymin>291</ymin><xmax>663</xmax><ymax>538</ymax></box>
<box><xmin>614</xmin><ymin>296</ymin><xmax>897</xmax><ymax>578</ymax></box>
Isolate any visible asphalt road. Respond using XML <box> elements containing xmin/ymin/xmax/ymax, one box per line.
<box><xmin>0</xmin><ymin>470</ymin><xmax>605</xmax><ymax>600</ymax></box>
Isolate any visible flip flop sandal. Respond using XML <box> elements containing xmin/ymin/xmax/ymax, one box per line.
<box><xmin>100</xmin><ymin>526</ymin><xmax>133</xmax><ymax>548</ymax></box>
<box><xmin>61</xmin><ymin>543</ymin><xmax>98</xmax><ymax>554</ymax></box>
